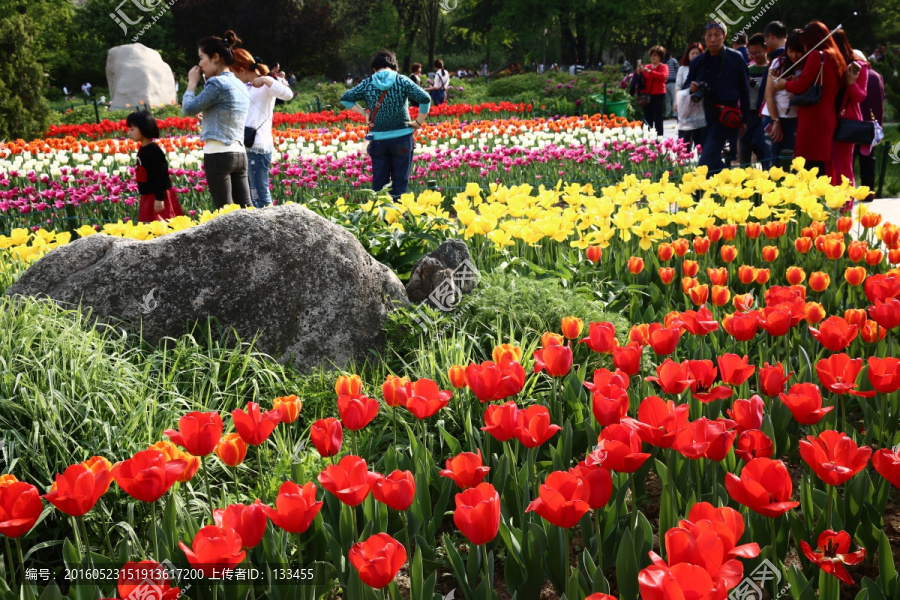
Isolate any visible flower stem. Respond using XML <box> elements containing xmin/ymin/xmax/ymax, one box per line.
<box><xmin>826</xmin><ymin>484</ymin><xmax>834</xmax><ymax>530</ymax></box>
<box><xmin>769</xmin><ymin>516</ymin><xmax>781</xmax><ymax>599</ymax></box>
<box><xmin>256</xmin><ymin>447</ymin><xmax>264</xmax><ymax>496</ymax></box>
<box><xmin>402</xmin><ymin>510</ymin><xmax>414</xmax><ymax>564</ymax></box>
<box><xmin>203</xmin><ymin>455</ymin><xmax>216</xmax><ymax>520</ymax></box>
<box><xmin>482</xmin><ymin>544</ymin><xmax>491</xmax><ymax>600</ymax></box>
<box><xmin>5</xmin><ymin>537</ymin><xmax>16</xmax><ymax>590</ymax></box>
<box><xmin>594</xmin><ymin>508</ymin><xmax>604</xmax><ymax>569</ymax></box>
<box><xmin>79</xmin><ymin>517</ymin><xmax>95</xmax><ymax>571</ymax></box>
<box><xmin>150</xmin><ymin>502</ymin><xmax>160</xmax><ymax>561</ymax></box>
<box><xmin>15</xmin><ymin>538</ymin><xmax>26</xmax><ymax>592</ymax></box>
<box><xmin>630</xmin><ymin>473</ymin><xmax>639</xmax><ymax>531</ymax></box>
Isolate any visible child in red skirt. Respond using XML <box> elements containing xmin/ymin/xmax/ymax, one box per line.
<box><xmin>126</xmin><ymin>110</ymin><xmax>184</xmax><ymax>222</ymax></box>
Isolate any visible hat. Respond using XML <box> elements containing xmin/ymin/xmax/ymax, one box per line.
<box><xmin>852</xmin><ymin>49</ymin><xmax>867</xmax><ymax>63</ymax></box>
<box><xmin>706</xmin><ymin>20</ymin><xmax>728</xmax><ymax>36</ymax></box>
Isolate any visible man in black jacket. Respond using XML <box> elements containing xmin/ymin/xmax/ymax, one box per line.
<box><xmin>682</xmin><ymin>21</ymin><xmax>751</xmax><ymax>173</ymax></box>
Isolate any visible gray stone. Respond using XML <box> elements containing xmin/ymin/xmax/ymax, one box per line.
<box><xmin>405</xmin><ymin>239</ymin><xmax>479</xmax><ymax>305</ymax></box>
<box><xmin>106</xmin><ymin>44</ymin><xmax>177</xmax><ymax>110</ymax></box>
<box><xmin>5</xmin><ymin>205</ymin><xmax>408</xmax><ymax>372</ymax></box>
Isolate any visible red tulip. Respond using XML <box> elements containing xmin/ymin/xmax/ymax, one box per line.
<box><xmin>349</xmin><ymin>533</ymin><xmax>407</xmax><ymax>589</ymax></box>
<box><xmin>440</xmin><ymin>450</ymin><xmax>490</xmax><ymax>489</ymax></box>
<box><xmin>723</xmin><ymin>310</ymin><xmax>760</xmax><ymax>343</ymax></box>
<box><xmin>639</xmin><ymin>563</ymin><xmax>726</xmax><ymax>600</ymax></box>
<box><xmin>164</xmin><ymin>411</ymin><xmax>224</xmax><ymax>457</ymax></box>
<box><xmin>371</xmin><ymin>470</ymin><xmax>416</xmax><ymax>511</ymax></box>
<box><xmin>579</xmin><ymin>321</ymin><xmax>619</xmax><ymax>353</ymax></box>
<box><xmin>678</xmin><ymin>306</ymin><xmax>720</xmax><ymax>336</ymax></box>
<box><xmin>868</xmin><ymin>298</ymin><xmax>900</xmax><ymax>330</ymax></box>
<box><xmin>310</xmin><ymin>418</ymin><xmax>343</xmax><ymax>458</ymax></box>
<box><xmin>318</xmin><ymin>455</ymin><xmax>377</xmax><ymax>506</ymax></box>
<box><xmin>647</xmin><ymin>323</ymin><xmax>682</xmax><ymax>356</ymax></box>
<box><xmin>263</xmin><ymin>481</ymin><xmax>323</xmax><ymax>534</ymax></box>
<box><xmin>800</xmin><ymin>530</ymin><xmax>866</xmax><ymax>585</ymax></box>
<box><xmin>757</xmin><ymin>305</ymin><xmax>793</xmax><ymax>337</ymax></box>
<box><xmin>672</xmin><ymin>418</ymin><xmax>736</xmax><ymax>461</ymax></box>
<box><xmin>337</xmin><ymin>394</ymin><xmax>379</xmax><ymax>430</ymax></box>
<box><xmin>526</xmin><ymin>470</ymin><xmax>591</xmax><ymax>528</ymax></box>
<box><xmin>809</xmin><ymin>317</ymin><xmax>858</xmax><ymax>352</ymax></box>
<box><xmin>873</xmin><ymin>447</ymin><xmax>900</xmax><ymax>489</ymax></box>
<box><xmin>586</xmin><ymin>246</ymin><xmax>603</xmax><ymax>263</ymax></box>
<box><xmin>689</xmin><ymin>284</ymin><xmax>710</xmax><ymax>306</ymax></box>
<box><xmin>727</xmin><ymin>395</ymin><xmax>764</xmax><ymax>433</ymax></box>
<box><xmin>453</xmin><ymin>482</ymin><xmax>501</xmax><ymax>545</ymax></box>
<box><xmin>646</xmin><ymin>359</ymin><xmax>695</xmax><ymax>396</ymax></box>
<box><xmin>587</xmin><ymin>423</ymin><xmax>651</xmax><ymax>473</ymax></box>
<box><xmin>799</xmin><ymin>431</ymin><xmax>871</xmax><ymax>486</ymax></box>
<box><xmin>612</xmin><ymin>342</ymin><xmax>644</xmax><ymax>376</ymax></box>
<box><xmin>272</xmin><ymin>395</ymin><xmax>301</xmax><ymax>424</ymax></box>
<box><xmin>591</xmin><ymin>384</ymin><xmax>630</xmax><ymax>426</ymax></box>
<box><xmin>816</xmin><ymin>354</ymin><xmax>876</xmax><ymax>397</ymax></box>
<box><xmin>725</xmin><ymin>457</ymin><xmax>799</xmax><ymax>517</ymax></box>
<box><xmin>735</xmin><ymin>430</ymin><xmax>774</xmax><ymax>461</ymax></box>
<box><xmin>659</xmin><ymin>267</ymin><xmax>676</xmax><ymax>285</ymax></box>
<box><xmin>118</xmin><ymin>561</ymin><xmax>180</xmax><ymax>600</ymax></box>
<box><xmin>845</xmin><ymin>308</ymin><xmax>867</xmax><ymax>329</ymax></box>
<box><xmin>572</xmin><ymin>462</ymin><xmax>613</xmax><ymax>509</ymax></box>
<box><xmin>465</xmin><ymin>359</ymin><xmax>526</xmax><ymax>402</ymax></box>
<box><xmin>111</xmin><ymin>448</ymin><xmax>186</xmax><ymax>503</ymax></box>
<box><xmin>214</xmin><ymin>500</ymin><xmax>269</xmax><ymax>548</ymax></box>
<box><xmin>405</xmin><ymin>378</ymin><xmax>452</xmax><ymax>419</ymax></box>
<box><xmin>624</xmin><ymin>396</ymin><xmax>689</xmax><ymax>449</ymax></box>
<box><xmin>232</xmin><ymin>402</ymin><xmax>282</xmax><ymax>446</ymax></box>
<box><xmin>780</xmin><ymin>382</ymin><xmax>833</xmax><ymax>425</ymax></box>
<box><xmin>382</xmin><ymin>375</ymin><xmax>411</xmax><ymax>407</ymax></box>
<box><xmin>0</xmin><ymin>481</ymin><xmax>43</xmax><ymax>538</ymax></box>
<box><xmin>43</xmin><ymin>462</ymin><xmax>112</xmax><ymax>517</ymax></box>
<box><xmin>215</xmin><ymin>433</ymin><xmax>248</xmax><ymax>467</ymax></box>
<box><xmin>515</xmin><ymin>405</ymin><xmax>562</xmax><ymax>448</ymax></box>
<box><xmin>481</xmin><ymin>402</ymin><xmax>520</xmax><ymax>442</ymax></box>
<box><xmin>686</xmin><ymin>360</ymin><xmax>732</xmax><ymax>403</ymax></box>
<box><xmin>628</xmin><ymin>256</ymin><xmax>644</xmax><ymax>274</ymax></box>
<box><xmin>586</xmin><ymin>595</ymin><xmax>617</xmax><ymax>600</ymax></box>
<box><xmin>148</xmin><ymin>441</ymin><xmax>200</xmax><ymax>484</ymax></box>
<box><xmin>658</xmin><ymin>243</ymin><xmax>674</xmax><ymax>261</ymax></box>
<box><xmin>865</xmin><ymin>273</ymin><xmax>900</xmax><ymax>303</ymax></box>
<box><xmin>758</xmin><ymin>362</ymin><xmax>792</xmax><ymax>397</ymax></box>
<box><xmin>178</xmin><ymin>525</ymin><xmax>246</xmax><ymax>578</ymax></box>
<box><xmin>533</xmin><ymin>343</ymin><xmax>573</xmax><ymax>377</ymax></box>
<box><xmin>693</xmin><ymin>237</ymin><xmax>710</xmax><ymax>256</ymax></box>
<box><xmin>867</xmin><ymin>357</ymin><xmax>900</xmax><ymax>393</ymax></box>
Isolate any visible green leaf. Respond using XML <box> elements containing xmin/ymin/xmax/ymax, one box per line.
<box><xmin>878</xmin><ymin>531</ymin><xmax>896</xmax><ymax>597</ymax></box>
<box><xmin>615</xmin><ymin>528</ymin><xmax>639</xmax><ymax>600</ymax></box>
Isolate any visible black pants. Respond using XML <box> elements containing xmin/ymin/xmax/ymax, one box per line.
<box><xmin>204</xmin><ymin>151</ymin><xmax>250</xmax><ymax>210</ymax></box>
<box><xmin>678</xmin><ymin>127</ymin><xmax>707</xmax><ymax>150</ymax></box>
<box><xmin>642</xmin><ymin>94</ymin><xmax>666</xmax><ymax>137</ymax></box>
<box><xmin>854</xmin><ymin>145</ymin><xmax>876</xmax><ymax>190</ymax></box>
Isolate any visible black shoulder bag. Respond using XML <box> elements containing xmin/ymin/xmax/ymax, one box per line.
<box><xmin>789</xmin><ymin>51</ymin><xmax>824</xmax><ymax>107</ymax></box>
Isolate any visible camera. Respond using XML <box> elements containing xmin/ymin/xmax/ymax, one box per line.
<box><xmin>749</xmin><ymin>78</ymin><xmax>758</xmax><ymax>88</ymax></box>
<box><xmin>691</xmin><ymin>81</ymin><xmax>711</xmax><ymax>103</ymax></box>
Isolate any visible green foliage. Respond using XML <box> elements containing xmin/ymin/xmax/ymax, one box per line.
<box><xmin>0</xmin><ymin>10</ymin><xmax>50</xmax><ymax>141</ymax></box>
<box><xmin>47</xmin><ymin>102</ymin><xmax>183</xmax><ymax>126</ymax></box>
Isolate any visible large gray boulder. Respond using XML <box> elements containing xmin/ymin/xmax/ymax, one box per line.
<box><xmin>5</xmin><ymin>206</ymin><xmax>409</xmax><ymax>371</ymax></box>
<box><xmin>106</xmin><ymin>44</ymin><xmax>176</xmax><ymax>110</ymax></box>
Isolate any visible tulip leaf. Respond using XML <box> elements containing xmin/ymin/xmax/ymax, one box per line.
<box><xmin>844</xmin><ymin>472</ymin><xmax>869</xmax><ymax>538</ymax></box>
<box><xmin>437</xmin><ymin>424</ymin><xmax>462</xmax><ymax>457</ymax></box>
<box><xmin>615</xmin><ymin>528</ymin><xmax>639</xmax><ymax>600</ymax></box>
<box><xmin>855</xmin><ymin>590</ymin><xmax>869</xmax><ymax>600</ymax></box>
<box><xmin>37</xmin><ymin>582</ymin><xmax>61</xmax><ymax>600</ymax></box>
<box><xmin>863</xmin><ymin>577</ymin><xmax>888</xmax><ymax>600</ymax></box>
<box><xmin>465</xmin><ymin>541</ymin><xmax>482</xmax><ymax>587</ymax></box>
<box><xmin>800</xmin><ymin>473</ymin><xmax>815</xmax><ymax>531</ymax></box>
<box><xmin>878</xmin><ymin>531</ymin><xmax>896</xmax><ymax>598</ymax></box>
<box><xmin>410</xmin><ymin>546</ymin><xmax>424</xmax><ymax>600</ymax></box>
<box><xmin>785</xmin><ymin>564</ymin><xmax>816</xmax><ymax>600</ymax></box>
<box><xmin>546</xmin><ymin>524</ymin><xmax>568</xmax><ymax>595</ymax></box>
<box><xmin>442</xmin><ymin>534</ymin><xmax>473</xmax><ymax>600</ymax></box>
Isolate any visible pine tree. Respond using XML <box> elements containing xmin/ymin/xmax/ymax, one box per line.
<box><xmin>0</xmin><ymin>5</ymin><xmax>50</xmax><ymax>141</ymax></box>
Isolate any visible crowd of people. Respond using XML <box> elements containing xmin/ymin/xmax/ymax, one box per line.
<box><xmin>636</xmin><ymin>19</ymin><xmax>887</xmax><ymax>201</ymax></box>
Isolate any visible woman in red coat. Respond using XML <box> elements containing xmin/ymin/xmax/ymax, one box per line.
<box><xmin>776</xmin><ymin>21</ymin><xmax>846</xmax><ymax>176</ymax></box>
<box><xmin>639</xmin><ymin>45</ymin><xmax>669</xmax><ymax>137</ymax></box>
<box><xmin>830</xmin><ymin>30</ymin><xmax>868</xmax><ymax>189</ymax></box>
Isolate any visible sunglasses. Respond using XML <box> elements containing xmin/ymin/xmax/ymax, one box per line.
<box><xmin>705</xmin><ymin>22</ymin><xmax>725</xmax><ymax>31</ymax></box>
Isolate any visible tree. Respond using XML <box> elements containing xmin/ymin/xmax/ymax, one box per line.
<box><xmin>0</xmin><ymin>3</ymin><xmax>50</xmax><ymax>141</ymax></box>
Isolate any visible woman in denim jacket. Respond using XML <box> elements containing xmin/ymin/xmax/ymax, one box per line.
<box><xmin>182</xmin><ymin>30</ymin><xmax>251</xmax><ymax>209</ymax></box>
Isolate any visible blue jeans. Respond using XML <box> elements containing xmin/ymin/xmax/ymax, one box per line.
<box><xmin>760</xmin><ymin>116</ymin><xmax>797</xmax><ymax>169</ymax></box>
<box><xmin>368</xmin><ymin>133</ymin><xmax>414</xmax><ymax>198</ymax></box>
<box><xmin>430</xmin><ymin>89</ymin><xmax>446</xmax><ymax>106</ymax></box>
<box><xmin>247</xmin><ymin>150</ymin><xmax>272</xmax><ymax>208</ymax></box>
<box><xmin>699</xmin><ymin>109</ymin><xmax>739</xmax><ymax>174</ymax></box>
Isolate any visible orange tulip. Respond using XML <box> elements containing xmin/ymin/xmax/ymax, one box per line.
<box><xmin>890</xmin><ymin>249</ymin><xmax>900</xmax><ymax>265</ymax></box>
<box><xmin>561</xmin><ymin>317</ymin><xmax>584</xmax><ymax>339</ymax></box>
<box><xmin>681</xmin><ymin>276</ymin><xmax>698</xmax><ymax>294</ymax></box>
<box><xmin>630</xmin><ymin>324</ymin><xmax>651</xmax><ymax>346</ymax></box>
<box><xmin>540</xmin><ymin>332</ymin><xmax>564</xmax><ymax>348</ymax></box>
<box><xmin>707</xmin><ymin>267</ymin><xmax>728</xmax><ymax>286</ymax></box>
<box><xmin>804</xmin><ymin>302</ymin><xmax>827</xmax><ymax>324</ymax></box>
<box><xmin>215</xmin><ymin>433</ymin><xmax>248</xmax><ymax>467</ymax></box>
<box><xmin>682</xmin><ymin>259</ymin><xmax>699</xmax><ymax>277</ymax></box>
<box><xmin>844</xmin><ymin>309</ymin><xmax>867</xmax><ymax>329</ymax></box>
<box><xmin>149</xmin><ymin>441</ymin><xmax>200</xmax><ymax>483</ymax></box>
<box><xmin>711</xmin><ymin>285</ymin><xmax>731</xmax><ymax>307</ymax></box>
<box><xmin>628</xmin><ymin>257</ymin><xmax>644</xmax><ymax>274</ymax></box>
<box><xmin>272</xmin><ymin>395</ymin><xmax>301</xmax><ymax>424</ymax></box>
<box><xmin>756</xmin><ymin>268</ymin><xmax>770</xmax><ymax>285</ymax></box>
<box><xmin>689</xmin><ymin>284</ymin><xmax>709</xmax><ymax>306</ymax></box>
<box><xmin>447</xmin><ymin>365</ymin><xmax>467</xmax><ymax>388</ymax></box>
<box><xmin>822</xmin><ymin>238</ymin><xmax>846</xmax><ymax>260</ymax></box>
<box><xmin>809</xmin><ymin>272</ymin><xmax>831</xmax><ymax>293</ymax></box>
<box><xmin>493</xmin><ymin>344</ymin><xmax>523</xmax><ymax>363</ymax></box>
<box><xmin>657</xmin><ymin>243</ymin><xmax>674</xmax><ymax>262</ymax></box>
<box><xmin>794</xmin><ymin>237</ymin><xmax>813</xmax><ymax>254</ymax></box>
<box><xmin>693</xmin><ymin>237</ymin><xmax>710</xmax><ymax>255</ymax></box>
<box><xmin>382</xmin><ymin>375</ymin><xmax>411</xmax><ymax>407</ymax></box>
<box><xmin>862</xmin><ymin>320</ymin><xmax>887</xmax><ymax>343</ymax></box>
<box><xmin>762</xmin><ymin>221</ymin><xmax>787</xmax><ymax>239</ymax></box>
<box><xmin>786</xmin><ymin>266</ymin><xmax>806</xmax><ymax>285</ymax></box>
<box><xmin>882</xmin><ymin>224</ymin><xmax>900</xmax><ymax>249</ymax></box>
<box><xmin>672</xmin><ymin>239</ymin><xmax>690</xmax><ymax>257</ymax></box>
<box><xmin>720</xmin><ymin>224</ymin><xmax>738</xmax><ymax>241</ymax></box>
<box><xmin>745</xmin><ymin>222</ymin><xmax>762</xmax><ymax>239</ymax></box>
<box><xmin>848</xmin><ymin>241</ymin><xmax>868</xmax><ymax>262</ymax></box>
<box><xmin>586</xmin><ymin>246</ymin><xmax>603</xmax><ymax>263</ymax></box>
<box><xmin>720</xmin><ymin>245</ymin><xmax>737</xmax><ymax>263</ymax></box>
<box><xmin>762</xmin><ymin>246</ymin><xmax>778</xmax><ymax>262</ymax></box>
<box><xmin>866</xmin><ymin>249</ymin><xmax>884</xmax><ymax>266</ymax></box>
<box><xmin>335</xmin><ymin>374</ymin><xmax>363</xmax><ymax>398</ymax></box>
<box><xmin>738</xmin><ymin>265</ymin><xmax>758</xmax><ymax>285</ymax></box>
<box><xmin>845</xmin><ymin>266</ymin><xmax>867</xmax><ymax>287</ymax></box>
<box><xmin>836</xmin><ymin>217</ymin><xmax>853</xmax><ymax>234</ymax></box>
<box><xmin>861</xmin><ymin>212</ymin><xmax>882</xmax><ymax>228</ymax></box>
<box><xmin>659</xmin><ymin>267</ymin><xmax>676</xmax><ymax>285</ymax></box>
<box><xmin>733</xmin><ymin>292</ymin><xmax>755</xmax><ymax>312</ymax></box>
<box><xmin>707</xmin><ymin>225</ymin><xmax>723</xmax><ymax>242</ymax></box>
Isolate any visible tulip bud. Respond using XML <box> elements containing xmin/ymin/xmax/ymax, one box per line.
<box><xmin>707</xmin><ymin>225</ymin><xmax>723</xmax><ymax>242</ymax></box>
<box><xmin>794</xmin><ymin>237</ymin><xmax>813</xmax><ymax>254</ymax></box>
<box><xmin>809</xmin><ymin>271</ymin><xmax>831</xmax><ymax>293</ymax></box>
<box><xmin>755</xmin><ymin>268</ymin><xmax>770</xmax><ymax>285</ymax></box>
<box><xmin>738</xmin><ymin>265</ymin><xmax>758</xmax><ymax>285</ymax></box>
<box><xmin>447</xmin><ymin>365</ymin><xmax>467</xmax><ymax>388</ymax></box>
<box><xmin>693</xmin><ymin>237</ymin><xmax>710</xmax><ymax>255</ymax></box>
<box><xmin>657</xmin><ymin>243</ymin><xmax>674</xmax><ymax>262</ymax></box>
<box><xmin>762</xmin><ymin>221</ymin><xmax>787</xmax><ymax>239</ymax></box>
<box><xmin>866</xmin><ymin>249</ymin><xmax>884</xmax><ymax>266</ymax></box>
<box><xmin>627</xmin><ymin>257</ymin><xmax>644</xmax><ymax>274</ymax></box>
<box><xmin>836</xmin><ymin>216</ymin><xmax>853</xmax><ymax>234</ymax></box>
<box><xmin>720</xmin><ymin>245</ymin><xmax>737</xmax><ymax>263</ymax></box>
<box><xmin>848</xmin><ymin>241</ymin><xmax>868</xmax><ymax>262</ymax></box>
<box><xmin>711</xmin><ymin>285</ymin><xmax>731</xmax><ymax>307</ymax></box>
<box><xmin>720</xmin><ymin>224</ymin><xmax>738</xmax><ymax>241</ymax></box>
<box><xmin>586</xmin><ymin>246</ymin><xmax>603</xmax><ymax>263</ymax></box>
<box><xmin>882</xmin><ymin>224</ymin><xmax>900</xmax><ymax>249</ymax></box>
<box><xmin>689</xmin><ymin>284</ymin><xmax>709</xmax><ymax>306</ymax></box>
<box><xmin>786</xmin><ymin>266</ymin><xmax>806</xmax><ymax>285</ymax></box>
<box><xmin>804</xmin><ymin>302</ymin><xmax>826</xmax><ymax>324</ymax></box>
<box><xmin>762</xmin><ymin>246</ymin><xmax>778</xmax><ymax>262</ymax></box>
<box><xmin>890</xmin><ymin>249</ymin><xmax>900</xmax><ymax>265</ymax></box>
<box><xmin>708</xmin><ymin>267</ymin><xmax>728</xmax><ymax>286</ymax></box>
<box><xmin>745</xmin><ymin>222</ymin><xmax>761</xmax><ymax>239</ymax></box>
<box><xmin>845</xmin><ymin>266</ymin><xmax>867</xmax><ymax>287</ymax></box>
<box><xmin>215</xmin><ymin>433</ymin><xmax>248</xmax><ymax>467</ymax></box>
<box><xmin>682</xmin><ymin>259</ymin><xmax>699</xmax><ymax>277</ymax></box>
<box><xmin>560</xmin><ymin>316</ymin><xmax>584</xmax><ymax>339</ymax></box>
<box><xmin>823</xmin><ymin>238</ymin><xmax>846</xmax><ymax>260</ymax></box>
<box><xmin>659</xmin><ymin>267</ymin><xmax>676</xmax><ymax>285</ymax></box>
<box><xmin>844</xmin><ymin>309</ymin><xmax>867</xmax><ymax>329</ymax></box>
<box><xmin>672</xmin><ymin>238</ymin><xmax>690</xmax><ymax>257</ymax></box>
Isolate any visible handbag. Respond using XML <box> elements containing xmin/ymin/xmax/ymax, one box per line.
<box><xmin>243</xmin><ymin>124</ymin><xmax>261</xmax><ymax>148</ymax></box>
<box><xmin>714</xmin><ymin>104</ymin><xmax>743</xmax><ymax>128</ymax></box>
<box><xmin>833</xmin><ymin>93</ymin><xmax>881</xmax><ymax>146</ymax></box>
<box><xmin>789</xmin><ymin>51</ymin><xmax>824</xmax><ymax>107</ymax></box>
<box><xmin>636</xmin><ymin>93</ymin><xmax>652</xmax><ymax>106</ymax></box>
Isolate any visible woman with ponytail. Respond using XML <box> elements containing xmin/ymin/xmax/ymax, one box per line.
<box><xmin>182</xmin><ymin>30</ymin><xmax>251</xmax><ymax>209</ymax></box>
